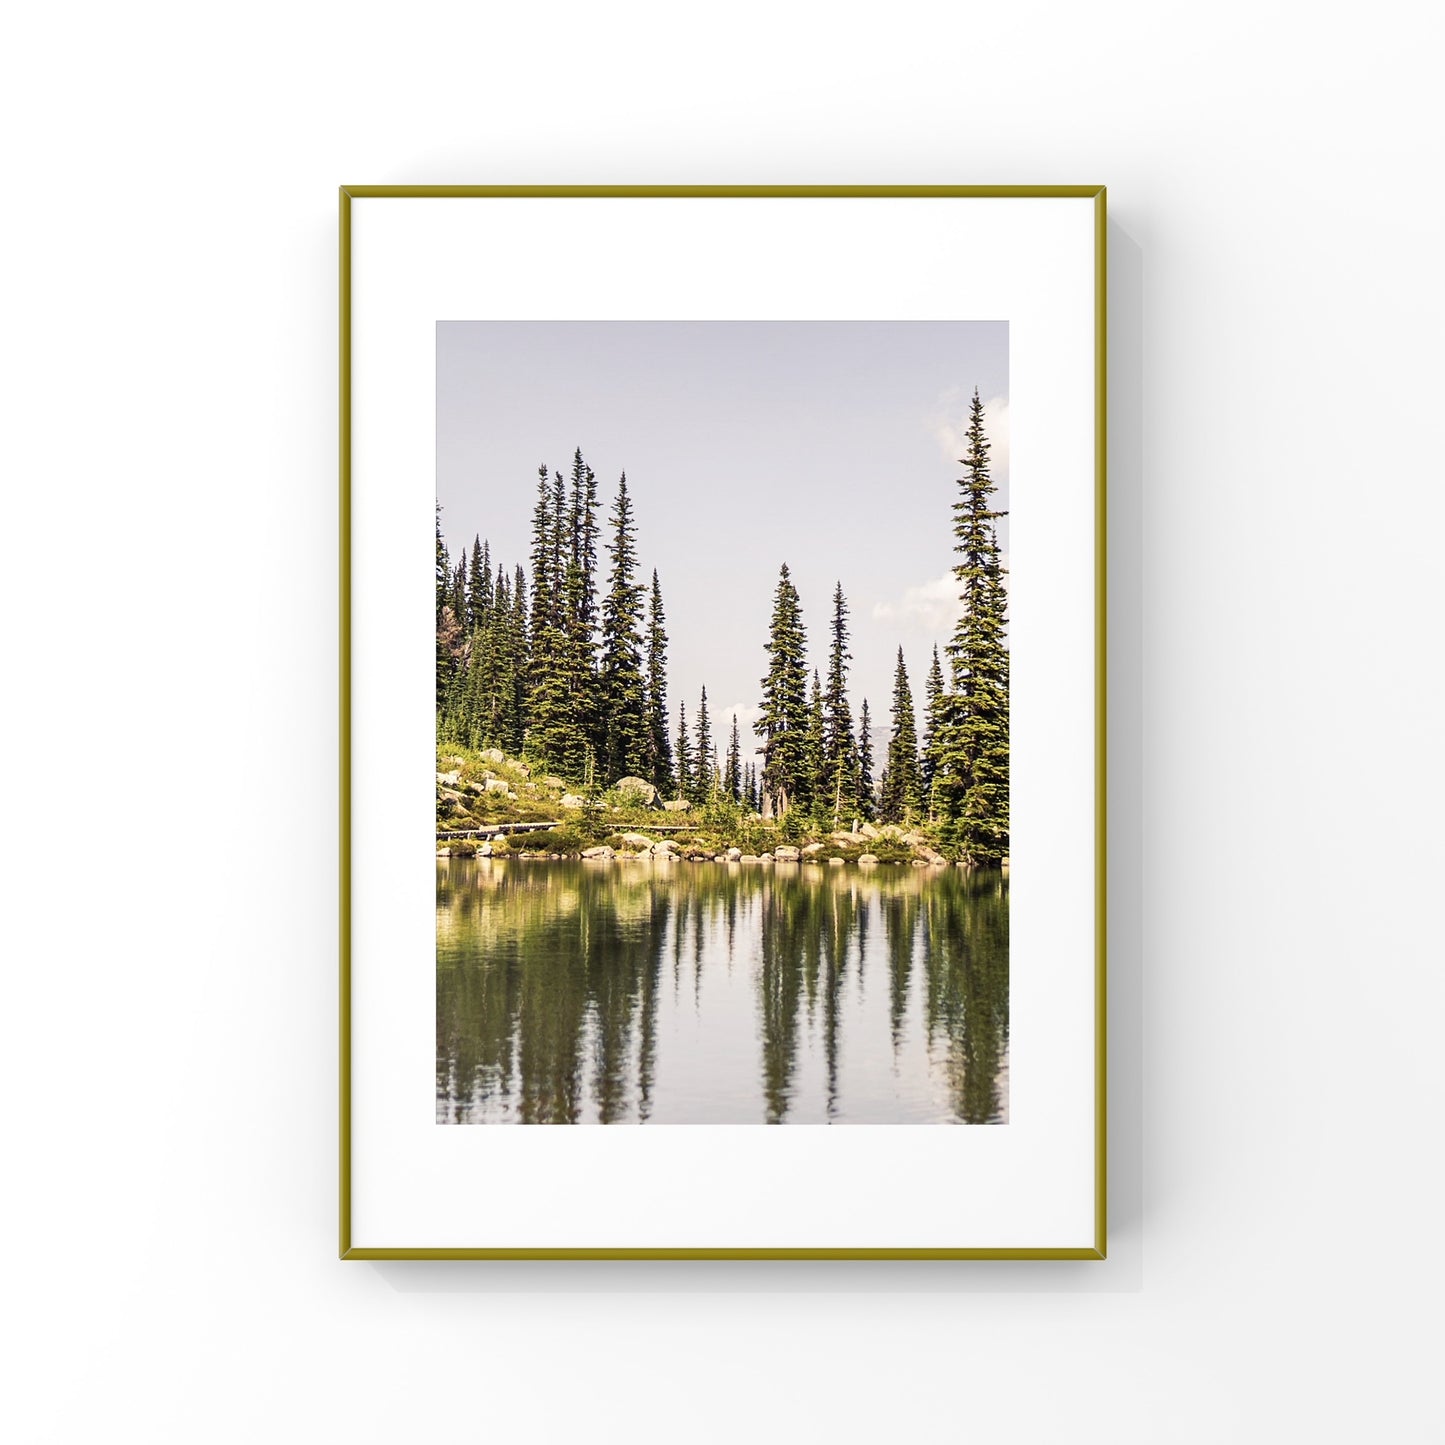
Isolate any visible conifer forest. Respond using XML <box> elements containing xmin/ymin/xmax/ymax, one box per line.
<box><xmin>436</xmin><ymin>387</ymin><xmax>1008</xmax><ymax>866</ymax></box>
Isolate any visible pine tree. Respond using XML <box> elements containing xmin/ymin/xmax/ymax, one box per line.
<box><xmin>724</xmin><ymin>713</ymin><xmax>742</xmax><ymax>802</ymax></box>
<box><xmin>674</xmin><ymin>698</ymin><xmax>692</xmax><ymax>803</ymax></box>
<box><xmin>921</xmin><ymin>644</ymin><xmax>946</xmax><ymax>818</ymax></box>
<box><xmin>756</xmin><ymin>564</ymin><xmax>809</xmax><ymax>817</ymax></box>
<box><xmin>436</xmin><ymin>505</ymin><xmax>453</xmax><ymax>708</ymax></box>
<box><xmin>509</xmin><ymin>564</ymin><xmax>530</xmax><ymax>750</ymax></box>
<box><xmin>435</xmin><ymin>504</ymin><xmax>449</xmax><ymax>626</ymax></box>
<box><xmin>529</xmin><ymin>464</ymin><xmax>554</xmax><ymax>645</ymax></box>
<box><xmin>570</xmin><ymin>449</ymin><xmax>601</xmax><ymax>653</ymax></box>
<box><xmin>823</xmin><ymin>582</ymin><xmax>859</xmax><ymax>827</ymax></box>
<box><xmin>802</xmin><ymin>670</ymin><xmax>826</xmax><ymax>819</ymax></box>
<box><xmin>597</xmin><ymin>472</ymin><xmax>648</xmax><ymax>782</ymax></box>
<box><xmin>468</xmin><ymin>536</ymin><xmax>492</xmax><ymax>633</ymax></box>
<box><xmin>936</xmin><ymin>388</ymin><xmax>1010</xmax><ymax>864</ymax></box>
<box><xmin>451</xmin><ymin>551</ymin><xmax>467</xmax><ymax>631</ymax></box>
<box><xmin>857</xmin><ymin>698</ymin><xmax>876</xmax><ymax>822</ymax></box>
<box><xmin>692</xmin><ymin>686</ymin><xmax>714</xmax><ymax>805</ymax></box>
<box><xmin>643</xmin><ymin>570</ymin><xmax>675</xmax><ymax>796</ymax></box>
<box><xmin>881</xmin><ymin>647</ymin><xmax>922</xmax><ymax>823</ymax></box>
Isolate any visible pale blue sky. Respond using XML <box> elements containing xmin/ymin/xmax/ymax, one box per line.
<box><xmin>437</xmin><ymin>320</ymin><xmax>1008</xmax><ymax>765</ymax></box>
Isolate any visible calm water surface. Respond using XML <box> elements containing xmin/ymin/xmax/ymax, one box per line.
<box><xmin>437</xmin><ymin>859</ymin><xmax>1008</xmax><ymax>1125</ymax></box>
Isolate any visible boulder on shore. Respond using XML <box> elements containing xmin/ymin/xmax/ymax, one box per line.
<box><xmin>618</xmin><ymin>832</ymin><xmax>655</xmax><ymax>850</ymax></box>
<box><xmin>651</xmin><ymin>840</ymin><xmax>678</xmax><ymax>856</ymax></box>
<box><xmin>581</xmin><ymin>845</ymin><xmax>615</xmax><ymax>860</ymax></box>
<box><xmin>739</xmin><ymin>854</ymin><xmax>760</xmax><ymax>863</ymax></box>
<box><xmin>800</xmin><ymin>842</ymin><xmax>826</xmax><ymax>856</ymax></box>
<box><xmin>726</xmin><ymin>847</ymin><xmax>742</xmax><ymax>861</ymax></box>
<box><xmin>774</xmin><ymin>845</ymin><xmax>801</xmax><ymax>862</ymax></box>
<box><xmin>613</xmin><ymin>776</ymin><xmax>658</xmax><ymax>806</ymax></box>
<box><xmin>828</xmin><ymin>856</ymin><xmax>846</xmax><ymax>867</ymax></box>
<box><xmin>857</xmin><ymin>853</ymin><xmax>879</xmax><ymax>865</ymax></box>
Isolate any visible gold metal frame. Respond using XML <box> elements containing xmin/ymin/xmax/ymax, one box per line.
<box><xmin>338</xmin><ymin>185</ymin><xmax>1107</xmax><ymax>1261</ymax></box>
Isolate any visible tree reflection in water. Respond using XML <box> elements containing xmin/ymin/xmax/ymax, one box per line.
<box><xmin>437</xmin><ymin>860</ymin><xmax>1007</xmax><ymax>1125</ymax></box>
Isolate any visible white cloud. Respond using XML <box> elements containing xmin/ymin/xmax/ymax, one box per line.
<box><xmin>718</xmin><ymin>701</ymin><xmax>764</xmax><ymax>745</ymax></box>
<box><xmin>872</xmin><ymin>557</ymin><xmax>1012</xmax><ymax>635</ymax></box>
<box><xmin>928</xmin><ymin>391</ymin><xmax>1010</xmax><ymax>485</ymax></box>
<box><xmin>872</xmin><ymin>572</ymin><xmax>963</xmax><ymax>633</ymax></box>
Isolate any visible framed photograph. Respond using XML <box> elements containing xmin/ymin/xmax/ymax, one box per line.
<box><xmin>340</xmin><ymin>186</ymin><xmax>1106</xmax><ymax>1259</ymax></box>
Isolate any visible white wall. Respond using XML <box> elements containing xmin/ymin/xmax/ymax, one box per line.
<box><xmin>3</xmin><ymin>3</ymin><xmax>1441</xmax><ymax>1441</ymax></box>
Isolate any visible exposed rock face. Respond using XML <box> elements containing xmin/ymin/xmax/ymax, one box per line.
<box><xmin>560</xmin><ymin>794</ymin><xmax>585</xmax><ymax>810</ymax></box>
<box><xmin>613</xmin><ymin>777</ymin><xmax>658</xmax><ymax>806</ymax></box>
<box><xmin>662</xmin><ymin>799</ymin><xmax>691</xmax><ymax>813</ymax></box>
<box><xmin>581</xmin><ymin>845</ymin><xmax>615</xmax><ymax>860</ymax></box>
<box><xmin>436</xmin><ymin>771</ymin><xmax>461</xmax><ymax>786</ymax></box>
<box><xmin>857</xmin><ymin>853</ymin><xmax>879</xmax><ymax>865</ymax></box>
<box><xmin>774</xmin><ymin>846</ymin><xmax>800</xmax><ymax>862</ymax></box>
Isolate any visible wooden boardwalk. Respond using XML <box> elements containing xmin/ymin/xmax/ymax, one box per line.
<box><xmin>436</xmin><ymin>819</ymin><xmax>715</xmax><ymax>841</ymax></box>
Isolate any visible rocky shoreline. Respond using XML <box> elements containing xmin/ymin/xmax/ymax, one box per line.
<box><xmin>435</xmin><ymin>747</ymin><xmax>1007</xmax><ymax>869</ymax></box>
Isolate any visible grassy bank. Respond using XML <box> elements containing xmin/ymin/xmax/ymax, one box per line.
<box><xmin>435</xmin><ymin>745</ymin><xmax>994</xmax><ymax>867</ymax></box>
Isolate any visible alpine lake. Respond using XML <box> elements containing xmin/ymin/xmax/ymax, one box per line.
<box><xmin>437</xmin><ymin>855</ymin><xmax>1008</xmax><ymax>1125</ymax></box>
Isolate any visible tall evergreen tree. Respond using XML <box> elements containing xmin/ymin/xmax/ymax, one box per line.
<box><xmin>597</xmin><ymin>473</ymin><xmax>648</xmax><ymax>782</ymax></box>
<box><xmin>674</xmin><ymin>698</ymin><xmax>692</xmax><ymax>803</ymax></box>
<box><xmin>468</xmin><ymin>536</ymin><xmax>492</xmax><ymax>633</ymax></box>
<box><xmin>692</xmin><ymin>686</ymin><xmax>714</xmax><ymax>805</ymax></box>
<box><xmin>823</xmin><ymin>582</ymin><xmax>860</xmax><ymax>826</ymax></box>
<box><xmin>856</xmin><ymin>698</ymin><xmax>875</xmax><ymax>822</ymax></box>
<box><xmin>643</xmin><ymin>570</ymin><xmax>674</xmax><ymax>796</ymax></box>
<box><xmin>436</xmin><ymin>505</ymin><xmax>453</xmax><ymax>708</ymax></box>
<box><xmin>756</xmin><ymin>564</ymin><xmax>809</xmax><ymax>817</ymax></box>
<box><xmin>529</xmin><ymin>464</ymin><xmax>554</xmax><ymax>645</ymax></box>
<box><xmin>881</xmin><ymin>647</ymin><xmax>922</xmax><ymax>823</ymax></box>
<box><xmin>935</xmin><ymin>388</ymin><xmax>1010</xmax><ymax>864</ymax></box>
<box><xmin>569</xmin><ymin>449</ymin><xmax>601</xmax><ymax>651</ymax></box>
<box><xmin>802</xmin><ymin>670</ymin><xmax>826</xmax><ymax>817</ymax></box>
<box><xmin>451</xmin><ymin>550</ymin><xmax>467</xmax><ymax>630</ymax></box>
<box><xmin>724</xmin><ymin>713</ymin><xmax>742</xmax><ymax>802</ymax></box>
<box><xmin>921</xmin><ymin>644</ymin><xmax>946</xmax><ymax>818</ymax></box>
<box><xmin>435</xmin><ymin>504</ymin><xmax>449</xmax><ymax>626</ymax></box>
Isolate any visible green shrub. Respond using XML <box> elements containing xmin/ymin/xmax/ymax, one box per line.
<box><xmin>509</xmin><ymin>828</ymin><xmax>585</xmax><ymax>855</ymax></box>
